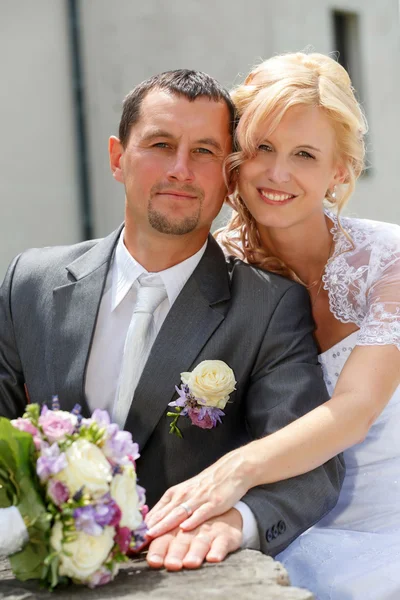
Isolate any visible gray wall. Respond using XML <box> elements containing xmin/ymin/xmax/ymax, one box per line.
<box><xmin>0</xmin><ymin>0</ymin><xmax>81</xmax><ymax>277</ymax></box>
<box><xmin>1</xmin><ymin>0</ymin><xmax>399</xmax><ymax>278</ymax></box>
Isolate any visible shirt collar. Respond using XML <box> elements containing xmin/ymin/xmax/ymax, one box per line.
<box><xmin>111</xmin><ymin>229</ymin><xmax>208</xmax><ymax>311</ymax></box>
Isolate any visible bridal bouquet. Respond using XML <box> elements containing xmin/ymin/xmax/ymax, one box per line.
<box><xmin>0</xmin><ymin>399</ymin><xmax>147</xmax><ymax>589</ymax></box>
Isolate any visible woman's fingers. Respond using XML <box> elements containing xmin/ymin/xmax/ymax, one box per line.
<box><xmin>146</xmin><ymin>491</ymin><xmax>174</xmax><ymax>528</ymax></box>
<box><xmin>179</xmin><ymin>502</ymin><xmax>218</xmax><ymax>531</ymax></box>
<box><xmin>147</xmin><ymin>503</ymin><xmax>197</xmax><ymax>537</ymax></box>
<box><xmin>147</xmin><ymin>450</ymin><xmax>250</xmax><ymax>537</ymax></box>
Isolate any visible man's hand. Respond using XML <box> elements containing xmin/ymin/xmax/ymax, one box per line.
<box><xmin>146</xmin><ymin>508</ymin><xmax>243</xmax><ymax>571</ymax></box>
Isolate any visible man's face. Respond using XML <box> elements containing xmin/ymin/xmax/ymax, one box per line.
<box><xmin>110</xmin><ymin>90</ymin><xmax>232</xmax><ymax>237</ymax></box>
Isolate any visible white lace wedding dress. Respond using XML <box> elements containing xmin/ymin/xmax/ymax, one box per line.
<box><xmin>277</xmin><ymin>212</ymin><xmax>400</xmax><ymax>600</ymax></box>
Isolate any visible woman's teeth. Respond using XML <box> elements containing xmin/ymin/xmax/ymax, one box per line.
<box><xmin>260</xmin><ymin>190</ymin><xmax>294</xmax><ymax>202</ymax></box>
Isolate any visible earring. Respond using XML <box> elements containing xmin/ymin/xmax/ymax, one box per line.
<box><xmin>331</xmin><ymin>186</ymin><xmax>337</xmax><ymax>200</ymax></box>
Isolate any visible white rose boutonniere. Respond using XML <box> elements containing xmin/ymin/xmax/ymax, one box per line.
<box><xmin>167</xmin><ymin>360</ymin><xmax>236</xmax><ymax>437</ymax></box>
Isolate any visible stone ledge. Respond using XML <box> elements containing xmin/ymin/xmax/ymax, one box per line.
<box><xmin>0</xmin><ymin>550</ymin><xmax>313</xmax><ymax>599</ymax></box>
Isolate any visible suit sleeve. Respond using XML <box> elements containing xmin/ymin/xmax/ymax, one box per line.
<box><xmin>241</xmin><ymin>282</ymin><xmax>345</xmax><ymax>556</ymax></box>
<box><xmin>0</xmin><ymin>255</ymin><xmax>27</xmax><ymax>419</ymax></box>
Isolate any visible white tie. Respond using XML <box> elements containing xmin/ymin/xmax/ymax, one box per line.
<box><xmin>113</xmin><ymin>273</ymin><xmax>167</xmax><ymax>427</ymax></box>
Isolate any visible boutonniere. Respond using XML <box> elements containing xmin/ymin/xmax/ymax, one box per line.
<box><xmin>167</xmin><ymin>360</ymin><xmax>236</xmax><ymax>438</ymax></box>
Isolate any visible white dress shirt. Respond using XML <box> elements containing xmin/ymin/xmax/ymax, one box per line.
<box><xmin>85</xmin><ymin>230</ymin><xmax>259</xmax><ymax>550</ymax></box>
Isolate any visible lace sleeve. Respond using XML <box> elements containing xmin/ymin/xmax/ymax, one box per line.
<box><xmin>357</xmin><ymin>224</ymin><xmax>400</xmax><ymax>350</ymax></box>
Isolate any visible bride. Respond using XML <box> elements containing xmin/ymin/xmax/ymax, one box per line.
<box><xmin>146</xmin><ymin>52</ymin><xmax>400</xmax><ymax>599</ymax></box>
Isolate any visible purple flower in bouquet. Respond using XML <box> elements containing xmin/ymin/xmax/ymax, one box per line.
<box><xmin>87</xmin><ymin>567</ymin><xmax>114</xmax><ymax>589</ymax></box>
<box><xmin>74</xmin><ymin>505</ymin><xmax>103</xmax><ymax>536</ymax></box>
<box><xmin>129</xmin><ymin>519</ymin><xmax>148</xmax><ymax>551</ymax></box>
<box><xmin>94</xmin><ymin>494</ymin><xmax>121</xmax><ymax>528</ymax></box>
<box><xmin>103</xmin><ymin>425</ymin><xmax>140</xmax><ymax>462</ymax></box>
<box><xmin>90</xmin><ymin>408</ymin><xmax>112</xmax><ymax>428</ymax></box>
<box><xmin>136</xmin><ymin>484</ymin><xmax>147</xmax><ymax>510</ymax></box>
<box><xmin>36</xmin><ymin>444</ymin><xmax>67</xmax><ymax>482</ymax></box>
<box><xmin>82</xmin><ymin>409</ymin><xmax>113</xmax><ymax>436</ymax></box>
<box><xmin>74</xmin><ymin>495</ymin><xmax>122</xmax><ymax>535</ymax></box>
<box><xmin>39</xmin><ymin>405</ymin><xmax>77</xmax><ymax>443</ymax></box>
<box><xmin>47</xmin><ymin>479</ymin><xmax>70</xmax><ymax>506</ymax></box>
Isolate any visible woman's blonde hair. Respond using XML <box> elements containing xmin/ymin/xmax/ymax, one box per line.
<box><xmin>218</xmin><ymin>52</ymin><xmax>368</xmax><ymax>282</ymax></box>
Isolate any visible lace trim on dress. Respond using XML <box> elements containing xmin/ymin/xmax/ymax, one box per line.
<box><xmin>322</xmin><ymin>211</ymin><xmax>369</xmax><ymax>326</ymax></box>
<box><xmin>322</xmin><ymin>211</ymin><xmax>400</xmax><ymax>350</ymax></box>
<box><xmin>357</xmin><ymin>302</ymin><xmax>400</xmax><ymax>349</ymax></box>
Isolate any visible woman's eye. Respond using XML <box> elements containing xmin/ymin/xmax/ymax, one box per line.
<box><xmin>297</xmin><ymin>150</ymin><xmax>315</xmax><ymax>159</ymax></box>
<box><xmin>258</xmin><ymin>144</ymin><xmax>273</xmax><ymax>152</ymax></box>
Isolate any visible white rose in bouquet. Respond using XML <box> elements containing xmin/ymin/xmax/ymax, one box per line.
<box><xmin>181</xmin><ymin>360</ymin><xmax>236</xmax><ymax>409</ymax></box>
<box><xmin>56</xmin><ymin>438</ymin><xmax>112</xmax><ymax>497</ymax></box>
<box><xmin>50</xmin><ymin>521</ymin><xmax>115</xmax><ymax>581</ymax></box>
<box><xmin>110</xmin><ymin>464</ymin><xmax>142</xmax><ymax>530</ymax></box>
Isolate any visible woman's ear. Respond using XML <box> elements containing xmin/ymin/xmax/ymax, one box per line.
<box><xmin>332</xmin><ymin>161</ymin><xmax>349</xmax><ymax>186</ymax></box>
<box><xmin>227</xmin><ymin>167</ymin><xmax>239</xmax><ymax>196</ymax></box>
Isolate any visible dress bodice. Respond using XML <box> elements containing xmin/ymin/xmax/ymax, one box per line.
<box><xmin>317</xmin><ymin>331</ymin><xmax>400</xmax><ymax>530</ymax></box>
<box><xmin>276</xmin><ymin>215</ymin><xmax>400</xmax><ymax>599</ymax></box>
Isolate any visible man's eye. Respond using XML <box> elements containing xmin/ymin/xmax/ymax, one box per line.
<box><xmin>194</xmin><ymin>147</ymin><xmax>213</xmax><ymax>154</ymax></box>
<box><xmin>153</xmin><ymin>142</ymin><xmax>170</xmax><ymax>149</ymax></box>
<box><xmin>297</xmin><ymin>150</ymin><xmax>315</xmax><ymax>159</ymax></box>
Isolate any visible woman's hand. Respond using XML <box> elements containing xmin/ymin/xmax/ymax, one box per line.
<box><xmin>145</xmin><ymin>448</ymin><xmax>253</xmax><ymax>538</ymax></box>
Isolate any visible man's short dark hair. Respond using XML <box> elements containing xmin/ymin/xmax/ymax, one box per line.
<box><xmin>118</xmin><ymin>69</ymin><xmax>236</xmax><ymax>146</ymax></box>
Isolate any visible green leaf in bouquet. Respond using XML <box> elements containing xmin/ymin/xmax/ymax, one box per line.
<box><xmin>0</xmin><ymin>418</ymin><xmax>52</xmax><ymax>581</ymax></box>
<box><xmin>0</xmin><ymin>422</ymin><xmax>19</xmax><ymax>507</ymax></box>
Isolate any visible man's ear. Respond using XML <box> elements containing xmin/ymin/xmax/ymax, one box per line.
<box><xmin>109</xmin><ymin>136</ymin><xmax>124</xmax><ymax>183</ymax></box>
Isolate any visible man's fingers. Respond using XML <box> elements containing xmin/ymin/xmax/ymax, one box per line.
<box><xmin>182</xmin><ymin>534</ymin><xmax>213</xmax><ymax>569</ymax></box>
<box><xmin>206</xmin><ymin>535</ymin><xmax>231</xmax><ymax>563</ymax></box>
<box><xmin>163</xmin><ymin>533</ymin><xmax>193</xmax><ymax>571</ymax></box>
<box><xmin>147</xmin><ymin>533</ymin><xmax>174</xmax><ymax>569</ymax></box>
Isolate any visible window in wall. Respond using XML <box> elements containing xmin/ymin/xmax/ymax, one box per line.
<box><xmin>332</xmin><ymin>10</ymin><xmax>371</xmax><ymax>174</ymax></box>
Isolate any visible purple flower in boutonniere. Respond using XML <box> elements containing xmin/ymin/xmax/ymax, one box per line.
<box><xmin>167</xmin><ymin>360</ymin><xmax>236</xmax><ymax>438</ymax></box>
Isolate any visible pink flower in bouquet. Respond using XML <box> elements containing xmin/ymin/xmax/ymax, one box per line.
<box><xmin>47</xmin><ymin>479</ymin><xmax>70</xmax><ymax>506</ymax></box>
<box><xmin>11</xmin><ymin>418</ymin><xmax>38</xmax><ymax>437</ymax></box>
<box><xmin>39</xmin><ymin>407</ymin><xmax>76</xmax><ymax>443</ymax></box>
<box><xmin>114</xmin><ymin>526</ymin><xmax>132</xmax><ymax>554</ymax></box>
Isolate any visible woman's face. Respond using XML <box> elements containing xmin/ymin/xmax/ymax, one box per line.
<box><xmin>237</xmin><ymin>104</ymin><xmax>344</xmax><ymax>230</ymax></box>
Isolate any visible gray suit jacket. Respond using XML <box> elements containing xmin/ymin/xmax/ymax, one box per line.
<box><xmin>0</xmin><ymin>227</ymin><xmax>344</xmax><ymax>555</ymax></box>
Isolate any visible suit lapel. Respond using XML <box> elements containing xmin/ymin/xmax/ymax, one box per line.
<box><xmin>50</xmin><ymin>226</ymin><xmax>123</xmax><ymax>415</ymax></box>
<box><xmin>125</xmin><ymin>236</ymin><xmax>231</xmax><ymax>450</ymax></box>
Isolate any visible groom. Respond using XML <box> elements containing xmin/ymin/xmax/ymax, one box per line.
<box><xmin>0</xmin><ymin>70</ymin><xmax>344</xmax><ymax>569</ymax></box>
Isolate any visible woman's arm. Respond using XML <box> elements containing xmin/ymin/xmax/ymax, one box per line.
<box><xmin>146</xmin><ymin>344</ymin><xmax>400</xmax><ymax>536</ymax></box>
